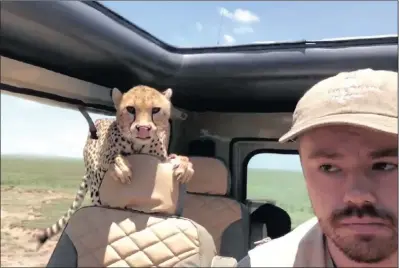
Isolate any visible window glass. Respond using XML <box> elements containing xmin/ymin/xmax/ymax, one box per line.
<box><xmin>247</xmin><ymin>152</ymin><xmax>314</xmax><ymax>228</ymax></box>
<box><xmin>1</xmin><ymin>93</ymin><xmax>114</xmax><ymax>266</ymax></box>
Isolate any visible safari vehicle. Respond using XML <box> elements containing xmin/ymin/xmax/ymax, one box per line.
<box><xmin>1</xmin><ymin>1</ymin><xmax>398</xmax><ymax>267</ymax></box>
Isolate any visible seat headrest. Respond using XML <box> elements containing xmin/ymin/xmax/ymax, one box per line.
<box><xmin>99</xmin><ymin>154</ymin><xmax>183</xmax><ymax>215</ymax></box>
<box><xmin>186</xmin><ymin>156</ymin><xmax>229</xmax><ymax>195</ymax></box>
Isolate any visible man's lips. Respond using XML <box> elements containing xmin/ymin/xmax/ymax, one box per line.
<box><xmin>339</xmin><ymin>216</ymin><xmax>387</xmax><ymax>225</ymax></box>
<box><xmin>337</xmin><ymin>217</ymin><xmax>392</xmax><ymax>234</ymax></box>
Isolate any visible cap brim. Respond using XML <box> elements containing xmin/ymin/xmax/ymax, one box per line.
<box><xmin>279</xmin><ymin>113</ymin><xmax>397</xmax><ymax>143</ymax></box>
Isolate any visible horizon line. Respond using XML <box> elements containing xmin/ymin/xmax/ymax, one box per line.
<box><xmin>1</xmin><ymin>153</ymin><xmax>302</xmax><ymax>172</ymax></box>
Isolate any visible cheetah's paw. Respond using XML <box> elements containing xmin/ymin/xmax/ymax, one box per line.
<box><xmin>111</xmin><ymin>160</ymin><xmax>133</xmax><ymax>184</ymax></box>
<box><xmin>168</xmin><ymin>154</ymin><xmax>194</xmax><ymax>184</ymax></box>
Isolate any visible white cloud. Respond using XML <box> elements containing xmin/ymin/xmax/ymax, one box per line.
<box><xmin>233</xmin><ymin>26</ymin><xmax>254</xmax><ymax>34</ymax></box>
<box><xmin>234</xmin><ymin>9</ymin><xmax>260</xmax><ymax>24</ymax></box>
<box><xmin>195</xmin><ymin>22</ymin><xmax>203</xmax><ymax>32</ymax></box>
<box><xmin>253</xmin><ymin>40</ymin><xmax>290</xmax><ymax>44</ymax></box>
<box><xmin>219</xmin><ymin>7</ymin><xmax>260</xmax><ymax>24</ymax></box>
<box><xmin>223</xmin><ymin>34</ymin><xmax>236</xmax><ymax>45</ymax></box>
<box><xmin>219</xmin><ymin>7</ymin><xmax>231</xmax><ymax>18</ymax></box>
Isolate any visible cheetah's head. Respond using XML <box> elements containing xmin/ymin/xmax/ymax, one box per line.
<box><xmin>112</xmin><ymin>85</ymin><xmax>172</xmax><ymax>145</ymax></box>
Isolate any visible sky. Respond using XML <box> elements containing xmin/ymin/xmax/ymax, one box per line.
<box><xmin>1</xmin><ymin>1</ymin><xmax>397</xmax><ymax>172</ymax></box>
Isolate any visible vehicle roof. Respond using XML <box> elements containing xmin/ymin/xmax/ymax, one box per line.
<box><xmin>1</xmin><ymin>1</ymin><xmax>397</xmax><ymax>113</ymax></box>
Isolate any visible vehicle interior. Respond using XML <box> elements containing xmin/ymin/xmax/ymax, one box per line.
<box><xmin>1</xmin><ymin>1</ymin><xmax>398</xmax><ymax>267</ymax></box>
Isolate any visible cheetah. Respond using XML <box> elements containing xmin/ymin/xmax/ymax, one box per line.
<box><xmin>35</xmin><ymin>85</ymin><xmax>194</xmax><ymax>248</ymax></box>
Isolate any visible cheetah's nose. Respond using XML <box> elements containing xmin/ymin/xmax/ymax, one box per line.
<box><xmin>135</xmin><ymin>125</ymin><xmax>152</xmax><ymax>139</ymax></box>
<box><xmin>136</xmin><ymin>125</ymin><xmax>152</xmax><ymax>131</ymax></box>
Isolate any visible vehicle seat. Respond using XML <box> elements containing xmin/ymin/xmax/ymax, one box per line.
<box><xmin>182</xmin><ymin>156</ymin><xmax>250</xmax><ymax>261</ymax></box>
<box><xmin>46</xmin><ymin>154</ymin><xmax>237</xmax><ymax>267</ymax></box>
<box><xmin>188</xmin><ymin>138</ymin><xmax>216</xmax><ymax>156</ymax></box>
<box><xmin>249</xmin><ymin>203</ymin><xmax>292</xmax><ymax>249</ymax></box>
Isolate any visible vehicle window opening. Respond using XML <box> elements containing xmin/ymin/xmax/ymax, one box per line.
<box><xmin>246</xmin><ymin>152</ymin><xmax>314</xmax><ymax>230</ymax></box>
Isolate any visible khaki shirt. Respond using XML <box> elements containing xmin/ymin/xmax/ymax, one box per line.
<box><xmin>238</xmin><ymin>217</ymin><xmax>335</xmax><ymax>267</ymax></box>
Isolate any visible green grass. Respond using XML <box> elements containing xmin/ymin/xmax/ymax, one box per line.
<box><xmin>247</xmin><ymin>169</ymin><xmax>314</xmax><ymax>228</ymax></box>
<box><xmin>1</xmin><ymin>155</ymin><xmax>314</xmax><ymax>229</ymax></box>
<box><xmin>1</xmin><ymin>155</ymin><xmax>90</xmax><ymax>228</ymax></box>
<box><xmin>1</xmin><ymin>155</ymin><xmax>85</xmax><ymax>194</ymax></box>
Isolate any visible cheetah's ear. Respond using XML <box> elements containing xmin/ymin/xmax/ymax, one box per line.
<box><xmin>162</xmin><ymin>88</ymin><xmax>173</xmax><ymax>100</ymax></box>
<box><xmin>112</xmin><ymin>87</ymin><xmax>123</xmax><ymax>107</ymax></box>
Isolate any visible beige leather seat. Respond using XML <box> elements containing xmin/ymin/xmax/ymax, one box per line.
<box><xmin>46</xmin><ymin>155</ymin><xmax>237</xmax><ymax>267</ymax></box>
<box><xmin>182</xmin><ymin>157</ymin><xmax>250</xmax><ymax>261</ymax></box>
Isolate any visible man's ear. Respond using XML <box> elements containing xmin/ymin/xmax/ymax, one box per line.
<box><xmin>162</xmin><ymin>88</ymin><xmax>173</xmax><ymax>100</ymax></box>
<box><xmin>112</xmin><ymin>87</ymin><xmax>123</xmax><ymax>107</ymax></box>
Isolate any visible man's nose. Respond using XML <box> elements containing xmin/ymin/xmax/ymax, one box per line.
<box><xmin>343</xmin><ymin>173</ymin><xmax>377</xmax><ymax>206</ymax></box>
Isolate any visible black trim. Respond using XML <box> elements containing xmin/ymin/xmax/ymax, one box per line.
<box><xmin>229</xmin><ymin>137</ymin><xmax>281</xmax><ymax>174</ymax></box>
<box><xmin>78</xmin><ymin>107</ymin><xmax>98</xmax><ymax>139</ymax></box>
<box><xmin>168</xmin><ymin>119</ymin><xmax>173</xmax><ymax>153</ymax></box>
<box><xmin>2</xmin><ymin>1</ymin><xmax>397</xmax><ymax>112</ymax></box>
<box><xmin>84</xmin><ymin>1</ymin><xmax>177</xmax><ymax>53</ymax></box>
<box><xmin>229</xmin><ymin>138</ymin><xmax>280</xmax><ymax>202</ymax></box>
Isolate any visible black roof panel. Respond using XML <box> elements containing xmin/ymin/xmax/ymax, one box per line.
<box><xmin>1</xmin><ymin>1</ymin><xmax>397</xmax><ymax>112</ymax></box>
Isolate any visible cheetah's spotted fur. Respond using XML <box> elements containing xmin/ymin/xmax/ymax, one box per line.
<box><xmin>36</xmin><ymin>85</ymin><xmax>194</xmax><ymax>248</ymax></box>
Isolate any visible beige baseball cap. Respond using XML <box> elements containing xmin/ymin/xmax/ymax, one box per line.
<box><xmin>279</xmin><ymin>68</ymin><xmax>398</xmax><ymax>143</ymax></box>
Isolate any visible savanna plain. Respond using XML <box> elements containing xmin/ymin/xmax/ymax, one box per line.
<box><xmin>1</xmin><ymin>155</ymin><xmax>313</xmax><ymax>266</ymax></box>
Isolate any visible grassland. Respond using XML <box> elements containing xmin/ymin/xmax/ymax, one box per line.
<box><xmin>247</xmin><ymin>169</ymin><xmax>314</xmax><ymax>228</ymax></box>
<box><xmin>1</xmin><ymin>155</ymin><xmax>92</xmax><ymax>226</ymax></box>
<box><xmin>1</xmin><ymin>155</ymin><xmax>90</xmax><ymax>267</ymax></box>
<box><xmin>0</xmin><ymin>155</ymin><xmax>314</xmax><ymax>266</ymax></box>
<box><xmin>1</xmin><ymin>155</ymin><xmax>313</xmax><ymax>228</ymax></box>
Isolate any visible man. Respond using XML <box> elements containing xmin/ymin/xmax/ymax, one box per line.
<box><xmin>239</xmin><ymin>69</ymin><xmax>398</xmax><ymax>267</ymax></box>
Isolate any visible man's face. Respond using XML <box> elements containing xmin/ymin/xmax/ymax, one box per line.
<box><xmin>299</xmin><ymin>125</ymin><xmax>398</xmax><ymax>263</ymax></box>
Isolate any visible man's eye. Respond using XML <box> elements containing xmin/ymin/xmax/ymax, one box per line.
<box><xmin>319</xmin><ymin>164</ymin><xmax>340</xmax><ymax>173</ymax></box>
<box><xmin>372</xmin><ymin>162</ymin><xmax>397</xmax><ymax>171</ymax></box>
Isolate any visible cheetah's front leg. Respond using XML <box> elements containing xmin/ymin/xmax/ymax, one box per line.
<box><xmin>109</xmin><ymin>154</ymin><xmax>133</xmax><ymax>184</ymax></box>
<box><xmin>168</xmin><ymin>154</ymin><xmax>194</xmax><ymax>184</ymax></box>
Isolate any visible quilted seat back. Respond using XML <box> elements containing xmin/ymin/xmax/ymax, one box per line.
<box><xmin>182</xmin><ymin>157</ymin><xmax>250</xmax><ymax>261</ymax></box>
<box><xmin>46</xmin><ymin>154</ymin><xmax>238</xmax><ymax>267</ymax></box>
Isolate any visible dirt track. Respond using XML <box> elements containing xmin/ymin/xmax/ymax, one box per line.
<box><xmin>1</xmin><ymin>187</ymin><xmax>64</xmax><ymax>267</ymax></box>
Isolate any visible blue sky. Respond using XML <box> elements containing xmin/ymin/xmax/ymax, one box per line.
<box><xmin>1</xmin><ymin>1</ymin><xmax>397</xmax><ymax>172</ymax></box>
<box><xmin>101</xmin><ymin>1</ymin><xmax>397</xmax><ymax>47</ymax></box>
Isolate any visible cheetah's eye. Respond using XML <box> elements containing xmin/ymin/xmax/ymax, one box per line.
<box><xmin>152</xmin><ymin>107</ymin><xmax>161</xmax><ymax>114</ymax></box>
<box><xmin>126</xmin><ymin>106</ymin><xmax>136</xmax><ymax>114</ymax></box>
